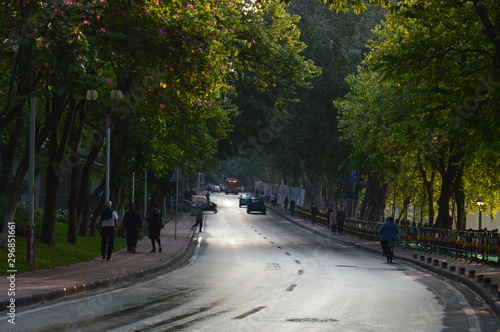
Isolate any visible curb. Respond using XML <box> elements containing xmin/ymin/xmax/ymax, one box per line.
<box><xmin>1</xmin><ymin>231</ymin><xmax>196</xmax><ymax>312</ymax></box>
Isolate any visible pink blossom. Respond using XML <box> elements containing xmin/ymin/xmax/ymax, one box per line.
<box><xmin>105</xmin><ymin>78</ymin><xmax>113</xmax><ymax>85</ymax></box>
<box><xmin>100</xmin><ymin>28</ymin><xmax>106</xmax><ymax>32</ymax></box>
<box><xmin>83</xmin><ymin>20</ymin><xmax>91</xmax><ymax>25</ymax></box>
<box><xmin>160</xmin><ymin>104</ymin><xmax>165</xmax><ymax>108</ymax></box>
<box><xmin>194</xmin><ymin>99</ymin><xmax>202</xmax><ymax>106</ymax></box>
<box><xmin>187</xmin><ymin>4</ymin><xmax>194</xmax><ymax>9</ymax></box>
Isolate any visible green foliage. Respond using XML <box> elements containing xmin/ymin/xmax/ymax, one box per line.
<box><xmin>0</xmin><ymin>221</ymin><xmax>126</xmax><ymax>275</ymax></box>
<box><xmin>336</xmin><ymin>0</ymin><xmax>500</xmax><ymax>225</ymax></box>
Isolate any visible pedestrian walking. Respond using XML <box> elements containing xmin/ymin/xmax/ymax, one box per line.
<box><xmin>283</xmin><ymin>196</ymin><xmax>289</xmax><ymax>210</ymax></box>
<box><xmin>336</xmin><ymin>207</ymin><xmax>346</xmax><ymax>235</ymax></box>
<box><xmin>310</xmin><ymin>203</ymin><xmax>319</xmax><ymax>224</ymax></box>
<box><xmin>191</xmin><ymin>204</ymin><xmax>204</xmax><ymax>232</ymax></box>
<box><xmin>290</xmin><ymin>198</ymin><xmax>296</xmax><ymax>216</ymax></box>
<box><xmin>122</xmin><ymin>202</ymin><xmax>142</xmax><ymax>253</ymax></box>
<box><xmin>329</xmin><ymin>209</ymin><xmax>338</xmax><ymax>235</ymax></box>
<box><xmin>98</xmin><ymin>201</ymin><xmax>119</xmax><ymax>261</ymax></box>
<box><xmin>146</xmin><ymin>202</ymin><xmax>163</xmax><ymax>253</ymax></box>
<box><xmin>380</xmin><ymin>216</ymin><xmax>400</xmax><ymax>256</ymax></box>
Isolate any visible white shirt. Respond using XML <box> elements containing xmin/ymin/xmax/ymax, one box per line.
<box><xmin>101</xmin><ymin>211</ymin><xmax>119</xmax><ymax>227</ymax></box>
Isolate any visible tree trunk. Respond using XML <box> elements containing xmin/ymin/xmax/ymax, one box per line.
<box><xmin>434</xmin><ymin>143</ymin><xmax>465</xmax><ymax>229</ymax></box>
<box><xmin>418</xmin><ymin>164</ymin><xmax>435</xmax><ymax>226</ymax></box>
<box><xmin>41</xmin><ymin>96</ymin><xmax>75</xmax><ymax>244</ymax></box>
<box><xmin>67</xmin><ymin>100</ymin><xmax>86</xmax><ymax>244</ymax></box>
<box><xmin>77</xmin><ymin>133</ymin><xmax>104</xmax><ymax>236</ymax></box>
<box><xmin>0</xmin><ymin>117</ymin><xmax>24</xmax><ymax>192</ymax></box>
<box><xmin>0</xmin><ymin>156</ymin><xmax>28</xmax><ymax>249</ymax></box>
<box><xmin>453</xmin><ymin>167</ymin><xmax>466</xmax><ymax>230</ymax></box>
<box><xmin>358</xmin><ymin>172</ymin><xmax>387</xmax><ymax>222</ymax></box>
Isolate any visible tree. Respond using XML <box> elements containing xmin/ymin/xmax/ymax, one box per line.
<box><xmin>336</xmin><ymin>0</ymin><xmax>500</xmax><ymax>227</ymax></box>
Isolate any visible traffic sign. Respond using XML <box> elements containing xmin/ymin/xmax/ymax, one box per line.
<box><xmin>349</xmin><ymin>169</ymin><xmax>359</xmax><ymax>183</ymax></box>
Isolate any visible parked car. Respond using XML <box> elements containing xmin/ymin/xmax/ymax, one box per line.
<box><xmin>239</xmin><ymin>193</ymin><xmax>252</xmax><ymax>207</ymax></box>
<box><xmin>247</xmin><ymin>197</ymin><xmax>266</xmax><ymax>214</ymax></box>
<box><xmin>171</xmin><ymin>199</ymin><xmax>193</xmax><ymax>212</ymax></box>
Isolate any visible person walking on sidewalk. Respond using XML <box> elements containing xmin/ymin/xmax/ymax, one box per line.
<box><xmin>283</xmin><ymin>196</ymin><xmax>289</xmax><ymax>211</ymax></box>
<box><xmin>329</xmin><ymin>209</ymin><xmax>338</xmax><ymax>235</ymax></box>
<box><xmin>336</xmin><ymin>207</ymin><xmax>346</xmax><ymax>235</ymax></box>
<box><xmin>98</xmin><ymin>201</ymin><xmax>119</xmax><ymax>261</ymax></box>
<box><xmin>146</xmin><ymin>202</ymin><xmax>163</xmax><ymax>253</ymax></box>
<box><xmin>122</xmin><ymin>202</ymin><xmax>142</xmax><ymax>253</ymax></box>
<box><xmin>191</xmin><ymin>204</ymin><xmax>204</xmax><ymax>232</ymax></box>
<box><xmin>380</xmin><ymin>216</ymin><xmax>400</xmax><ymax>256</ymax></box>
<box><xmin>290</xmin><ymin>198</ymin><xmax>295</xmax><ymax>216</ymax></box>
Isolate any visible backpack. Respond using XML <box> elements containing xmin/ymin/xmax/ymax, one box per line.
<box><xmin>100</xmin><ymin>207</ymin><xmax>114</xmax><ymax>221</ymax></box>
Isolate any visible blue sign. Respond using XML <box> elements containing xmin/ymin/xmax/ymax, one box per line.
<box><xmin>349</xmin><ymin>169</ymin><xmax>359</xmax><ymax>183</ymax></box>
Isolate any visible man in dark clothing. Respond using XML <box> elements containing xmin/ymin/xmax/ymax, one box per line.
<box><xmin>122</xmin><ymin>202</ymin><xmax>142</xmax><ymax>253</ymax></box>
<box><xmin>336</xmin><ymin>207</ymin><xmax>346</xmax><ymax>235</ymax></box>
<box><xmin>283</xmin><ymin>196</ymin><xmax>289</xmax><ymax>210</ymax></box>
<box><xmin>290</xmin><ymin>199</ymin><xmax>296</xmax><ymax>216</ymax></box>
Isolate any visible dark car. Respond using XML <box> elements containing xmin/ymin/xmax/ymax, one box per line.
<box><xmin>247</xmin><ymin>197</ymin><xmax>266</xmax><ymax>214</ymax></box>
<box><xmin>171</xmin><ymin>199</ymin><xmax>193</xmax><ymax>212</ymax></box>
<box><xmin>239</xmin><ymin>193</ymin><xmax>252</xmax><ymax>207</ymax></box>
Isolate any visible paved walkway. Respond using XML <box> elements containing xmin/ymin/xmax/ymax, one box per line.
<box><xmin>1</xmin><ymin>203</ymin><xmax>499</xmax><ymax>319</ymax></box>
<box><xmin>0</xmin><ymin>212</ymin><xmax>196</xmax><ymax>311</ymax></box>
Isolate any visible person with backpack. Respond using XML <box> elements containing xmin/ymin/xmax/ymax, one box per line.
<box><xmin>98</xmin><ymin>201</ymin><xmax>119</xmax><ymax>261</ymax></box>
<box><xmin>122</xmin><ymin>202</ymin><xmax>142</xmax><ymax>253</ymax></box>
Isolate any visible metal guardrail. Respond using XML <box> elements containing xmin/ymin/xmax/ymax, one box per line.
<box><xmin>296</xmin><ymin>208</ymin><xmax>499</xmax><ymax>267</ymax></box>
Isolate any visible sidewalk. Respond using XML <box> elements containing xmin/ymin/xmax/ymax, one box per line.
<box><xmin>2</xmin><ymin>203</ymin><xmax>500</xmax><ymax>319</ymax></box>
<box><xmin>267</xmin><ymin>203</ymin><xmax>500</xmax><ymax>319</ymax></box>
<box><xmin>0</xmin><ymin>212</ymin><xmax>196</xmax><ymax>312</ymax></box>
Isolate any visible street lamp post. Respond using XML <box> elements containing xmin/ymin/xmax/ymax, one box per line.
<box><xmin>476</xmin><ymin>200</ymin><xmax>485</xmax><ymax>230</ymax></box>
<box><xmin>107</xmin><ymin>90</ymin><xmax>122</xmax><ymax>202</ymax></box>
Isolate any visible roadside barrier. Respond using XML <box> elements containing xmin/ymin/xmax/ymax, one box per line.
<box><xmin>296</xmin><ymin>207</ymin><xmax>499</xmax><ymax>266</ymax></box>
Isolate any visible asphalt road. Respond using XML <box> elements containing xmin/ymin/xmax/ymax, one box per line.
<box><xmin>5</xmin><ymin>195</ymin><xmax>500</xmax><ymax>332</ymax></box>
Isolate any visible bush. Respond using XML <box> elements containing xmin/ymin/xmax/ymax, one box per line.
<box><xmin>13</xmin><ymin>202</ymin><xmax>43</xmax><ymax>238</ymax></box>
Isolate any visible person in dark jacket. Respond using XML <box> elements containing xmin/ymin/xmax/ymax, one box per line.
<box><xmin>283</xmin><ymin>196</ymin><xmax>289</xmax><ymax>210</ymax></box>
<box><xmin>146</xmin><ymin>202</ymin><xmax>162</xmax><ymax>253</ymax></box>
<box><xmin>290</xmin><ymin>199</ymin><xmax>296</xmax><ymax>216</ymax></box>
<box><xmin>122</xmin><ymin>202</ymin><xmax>142</xmax><ymax>253</ymax></box>
<box><xmin>380</xmin><ymin>216</ymin><xmax>400</xmax><ymax>255</ymax></box>
<box><xmin>336</xmin><ymin>207</ymin><xmax>346</xmax><ymax>235</ymax></box>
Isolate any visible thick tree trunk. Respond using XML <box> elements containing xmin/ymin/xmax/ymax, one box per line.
<box><xmin>418</xmin><ymin>164</ymin><xmax>435</xmax><ymax>226</ymax></box>
<box><xmin>0</xmin><ymin>117</ymin><xmax>24</xmax><ymax>192</ymax></box>
<box><xmin>41</xmin><ymin>97</ymin><xmax>75</xmax><ymax>244</ymax></box>
<box><xmin>67</xmin><ymin>100</ymin><xmax>86</xmax><ymax>244</ymax></box>
<box><xmin>453</xmin><ymin>167</ymin><xmax>466</xmax><ymax>230</ymax></box>
<box><xmin>41</xmin><ymin>164</ymin><xmax>59</xmax><ymax>244</ymax></box>
<box><xmin>77</xmin><ymin>136</ymin><xmax>104</xmax><ymax>236</ymax></box>
<box><xmin>358</xmin><ymin>172</ymin><xmax>387</xmax><ymax>222</ymax></box>
<box><xmin>434</xmin><ymin>143</ymin><xmax>465</xmax><ymax>229</ymax></box>
<box><xmin>0</xmin><ymin>156</ymin><xmax>28</xmax><ymax>249</ymax></box>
